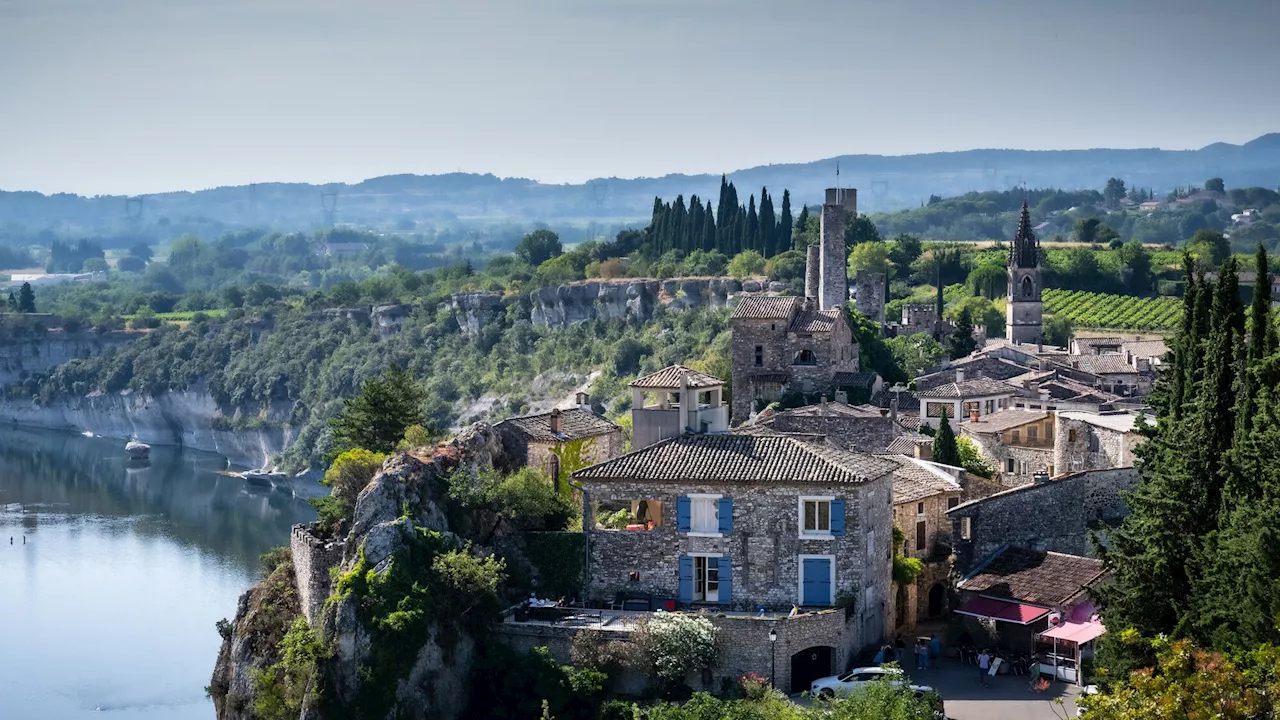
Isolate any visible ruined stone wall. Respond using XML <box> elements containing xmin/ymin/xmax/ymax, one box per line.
<box><xmin>948</xmin><ymin>467</ymin><xmax>1139</xmax><ymax>574</ymax></box>
<box><xmin>581</xmin><ymin>475</ymin><xmax>893</xmax><ymax>629</ymax></box>
<box><xmin>1053</xmin><ymin>417</ymin><xmax>1141</xmax><ymax>472</ymax></box>
<box><xmin>525</xmin><ymin>431</ymin><xmax>625</xmax><ymax>482</ymax></box>
<box><xmin>290</xmin><ymin>524</ymin><xmax>346</xmax><ymax>626</ymax></box>
<box><xmin>853</xmin><ymin>271</ymin><xmax>886</xmax><ymax>326</ymax></box>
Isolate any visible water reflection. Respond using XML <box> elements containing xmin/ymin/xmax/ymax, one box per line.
<box><xmin>0</xmin><ymin>427</ymin><xmax>316</xmax><ymax>719</ymax></box>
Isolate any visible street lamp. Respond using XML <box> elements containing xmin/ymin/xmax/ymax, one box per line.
<box><xmin>769</xmin><ymin>626</ymin><xmax>778</xmax><ymax>689</ymax></box>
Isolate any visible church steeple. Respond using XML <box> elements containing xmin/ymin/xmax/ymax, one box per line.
<box><xmin>1010</xmin><ymin>200</ymin><xmax>1039</xmax><ymax>269</ymax></box>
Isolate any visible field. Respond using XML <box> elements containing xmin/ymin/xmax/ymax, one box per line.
<box><xmin>1043</xmin><ymin>288</ymin><xmax>1181</xmax><ymax>330</ymax></box>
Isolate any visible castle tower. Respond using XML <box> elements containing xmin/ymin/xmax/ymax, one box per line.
<box><xmin>819</xmin><ymin>187</ymin><xmax>856</xmax><ymax>311</ymax></box>
<box><xmin>1005</xmin><ymin>200</ymin><xmax>1043</xmax><ymax>345</ymax></box>
<box><xmin>805</xmin><ymin>244</ymin><xmax>820</xmax><ymax>300</ymax></box>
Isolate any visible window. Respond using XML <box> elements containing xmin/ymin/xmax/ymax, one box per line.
<box><xmin>985</xmin><ymin>399</ymin><xmax>995</xmax><ymax>414</ymax></box>
<box><xmin>690</xmin><ymin>496</ymin><xmax>719</xmax><ymax>534</ymax></box>
<box><xmin>1068</xmin><ymin>429</ymin><xmax>1077</xmax><ymax>442</ymax></box>
<box><xmin>963</xmin><ymin>401</ymin><xmax>980</xmax><ymax>417</ymax></box>
<box><xmin>916</xmin><ymin>502</ymin><xmax>925</xmax><ymax>515</ymax></box>
<box><xmin>915</xmin><ymin>520</ymin><xmax>927</xmax><ymax>554</ymax></box>
<box><xmin>693</xmin><ymin>556</ymin><xmax>720</xmax><ymax>602</ymax></box>
<box><xmin>866</xmin><ymin>530</ymin><xmax>875</xmax><ymax>561</ymax></box>
<box><xmin>754</xmin><ymin>345</ymin><xmax>763</xmax><ymax>366</ymax></box>
<box><xmin>947</xmin><ymin>496</ymin><xmax>960</xmax><ymax>510</ymax></box>
<box><xmin>1019</xmin><ymin>461</ymin><xmax>1028</xmax><ymax>475</ymax></box>
<box><xmin>1006</xmin><ymin>458</ymin><xmax>1015</xmax><ymax>473</ymax></box>
<box><xmin>960</xmin><ymin>516</ymin><xmax>971</xmax><ymax>540</ymax></box>
<box><xmin>793</xmin><ymin>349</ymin><xmax>817</xmax><ymax>366</ymax></box>
<box><xmin>1027</xmin><ymin>426</ymin><xmax>1038</xmax><ymax>441</ymax></box>
<box><xmin>926</xmin><ymin>403</ymin><xmax>951</xmax><ymax>418</ymax></box>
<box><xmin>1011</xmin><ymin>429</ymin><xmax>1020</xmax><ymax>443</ymax></box>
<box><xmin>1021</xmin><ymin>275</ymin><xmax>1034</xmax><ymax>298</ymax></box>
<box><xmin>799</xmin><ymin>555</ymin><xmax>834</xmax><ymax>606</ymax></box>
<box><xmin>802</xmin><ymin>498</ymin><xmax>831</xmax><ymax>533</ymax></box>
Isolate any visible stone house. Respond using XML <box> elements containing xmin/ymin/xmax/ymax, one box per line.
<box><xmin>954</xmin><ymin>546</ymin><xmax>1107</xmax><ymax>665</ymax></box>
<box><xmin>878</xmin><ymin>454</ymin><xmax>963</xmax><ymax>636</ymax></box>
<box><xmin>946</xmin><ymin>467</ymin><xmax>1139</xmax><ymax>575</ymax></box>
<box><xmin>629</xmin><ymin>365</ymin><xmax>728</xmax><ymax>451</ymax></box>
<box><xmin>914</xmin><ymin>370</ymin><xmax>1017</xmax><ymax>429</ymax></box>
<box><xmin>574</xmin><ymin>433</ymin><xmax>897</xmax><ymax>668</ymax></box>
<box><xmin>756</xmin><ymin>401</ymin><xmax>907</xmax><ymax>454</ymax></box>
<box><xmin>730</xmin><ymin>295</ymin><xmax>860</xmax><ymax>424</ymax></box>
<box><xmin>1053</xmin><ymin>412</ymin><xmax>1144</xmax><ymax>473</ymax></box>
<box><xmin>1056</xmin><ymin>355</ymin><xmax>1150</xmax><ymax>396</ymax></box>
<box><xmin>960</xmin><ymin>409</ymin><xmax>1056</xmax><ymax>485</ymax></box>
<box><xmin>495</xmin><ymin>407</ymin><xmax>624</xmax><ymax>490</ymax></box>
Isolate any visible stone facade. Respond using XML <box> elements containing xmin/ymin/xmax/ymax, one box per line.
<box><xmin>805</xmin><ymin>245</ymin><xmax>821</xmax><ymax>300</ymax></box>
<box><xmin>819</xmin><ymin>188</ymin><xmax>856</xmax><ymax>311</ymax></box>
<box><xmin>962</xmin><ymin>415</ymin><xmax>1057</xmax><ymax>485</ymax></box>
<box><xmin>1053</xmin><ymin>415</ymin><xmax>1143</xmax><ymax>473</ymax></box>
<box><xmin>730</xmin><ymin>301</ymin><xmax>860</xmax><ymax>424</ymax></box>
<box><xmin>290</xmin><ymin>524</ymin><xmax>346</xmax><ymax>626</ymax></box>
<box><xmin>581</xmin><ymin>476</ymin><xmax>894</xmax><ymax>653</ymax></box>
<box><xmin>946</xmin><ymin>467</ymin><xmax>1139</xmax><ymax>574</ymax></box>
<box><xmin>853</xmin><ymin>271</ymin><xmax>886</xmax><ymax>327</ymax></box>
<box><xmin>898</xmin><ymin>304</ymin><xmax>938</xmax><ymax>337</ymax></box>
<box><xmin>525</xmin><ymin>433</ymin><xmax>625</xmax><ymax>481</ymax></box>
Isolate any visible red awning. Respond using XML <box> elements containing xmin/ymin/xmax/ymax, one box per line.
<box><xmin>1039</xmin><ymin>620</ymin><xmax>1106</xmax><ymax>644</ymax></box>
<box><xmin>954</xmin><ymin>596</ymin><xmax>1050</xmax><ymax>625</ymax></box>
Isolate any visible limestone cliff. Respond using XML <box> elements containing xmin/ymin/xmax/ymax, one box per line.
<box><xmin>210</xmin><ymin>423</ymin><xmax>517</xmax><ymax>720</ymax></box>
<box><xmin>527</xmin><ymin>276</ymin><xmax>746</xmax><ymax>328</ymax></box>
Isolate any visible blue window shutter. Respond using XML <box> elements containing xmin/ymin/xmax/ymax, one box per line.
<box><xmin>678</xmin><ymin>556</ymin><xmax>693</xmax><ymax>603</ymax></box>
<box><xmin>676</xmin><ymin>496</ymin><xmax>691</xmax><ymax>532</ymax></box>
<box><xmin>830</xmin><ymin>499</ymin><xmax>846</xmax><ymax>536</ymax></box>
<box><xmin>802</xmin><ymin>558</ymin><xmax>833</xmax><ymax>606</ymax></box>
<box><xmin>718</xmin><ymin>497</ymin><xmax>733</xmax><ymax>534</ymax></box>
<box><xmin>718</xmin><ymin>556</ymin><xmax>732</xmax><ymax>604</ymax></box>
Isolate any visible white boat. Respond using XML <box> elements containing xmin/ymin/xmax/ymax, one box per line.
<box><xmin>124</xmin><ymin>441</ymin><xmax>151</xmax><ymax>460</ymax></box>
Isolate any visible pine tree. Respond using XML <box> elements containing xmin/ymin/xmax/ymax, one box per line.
<box><xmin>948</xmin><ymin>308</ymin><xmax>977</xmax><ymax>359</ymax></box>
<box><xmin>6</xmin><ymin>292</ymin><xmax>16</xmax><ymax>311</ymax></box>
<box><xmin>779</xmin><ymin>190</ymin><xmax>793</xmax><ymax>253</ymax></box>
<box><xmin>932</xmin><ymin>409</ymin><xmax>960</xmax><ymax>467</ymax></box>
<box><xmin>17</xmin><ymin>282</ymin><xmax>35</xmax><ymax>313</ymax></box>
<box><xmin>328</xmin><ymin>365</ymin><xmax>426</xmax><ymax>455</ymax></box>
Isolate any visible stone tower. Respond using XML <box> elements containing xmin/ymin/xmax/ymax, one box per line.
<box><xmin>805</xmin><ymin>244</ymin><xmax>821</xmax><ymax>300</ymax></box>
<box><xmin>819</xmin><ymin>188</ymin><xmax>856</xmax><ymax>311</ymax></box>
<box><xmin>1005</xmin><ymin>200</ymin><xmax>1043</xmax><ymax>345</ymax></box>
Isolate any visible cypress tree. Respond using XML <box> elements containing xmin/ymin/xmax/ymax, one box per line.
<box><xmin>1248</xmin><ymin>245</ymin><xmax>1272</xmax><ymax>362</ymax></box>
<box><xmin>948</xmin><ymin>308</ymin><xmax>977</xmax><ymax>359</ymax></box>
<box><xmin>758</xmin><ymin>188</ymin><xmax>775</xmax><ymax>257</ymax></box>
<box><xmin>932</xmin><ymin>409</ymin><xmax>960</xmax><ymax>467</ymax></box>
<box><xmin>780</xmin><ymin>190</ymin><xmax>794</xmax><ymax>253</ymax></box>
<box><xmin>733</xmin><ymin>210</ymin><xmax>746</xmax><ymax>257</ymax></box>
<box><xmin>716</xmin><ymin>176</ymin><xmax>731</xmax><ymax>250</ymax></box>
<box><xmin>670</xmin><ymin>195</ymin><xmax>687</xmax><ymax>255</ymax></box>
<box><xmin>746</xmin><ymin>195</ymin><xmax>759</xmax><ymax>254</ymax></box>
<box><xmin>703</xmin><ymin>201</ymin><xmax>716</xmax><ymax>252</ymax></box>
<box><xmin>686</xmin><ymin>195</ymin><xmax>702</xmax><ymax>255</ymax></box>
<box><xmin>794</xmin><ymin>205</ymin><xmax>809</xmax><ymax>249</ymax></box>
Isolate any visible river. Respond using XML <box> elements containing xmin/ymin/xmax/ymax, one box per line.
<box><xmin>0</xmin><ymin>427</ymin><xmax>317</xmax><ymax>719</ymax></box>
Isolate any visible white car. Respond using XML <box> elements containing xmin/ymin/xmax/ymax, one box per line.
<box><xmin>810</xmin><ymin>666</ymin><xmax>923</xmax><ymax>697</ymax></box>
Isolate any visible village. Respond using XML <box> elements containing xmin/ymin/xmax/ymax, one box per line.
<box><xmin>473</xmin><ymin>187</ymin><xmax>1157</xmax><ymax>717</ymax></box>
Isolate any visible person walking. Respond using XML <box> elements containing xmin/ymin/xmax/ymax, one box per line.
<box><xmin>977</xmin><ymin>649</ymin><xmax>991</xmax><ymax>687</ymax></box>
<box><xmin>916</xmin><ymin>639</ymin><xmax>929</xmax><ymax>670</ymax></box>
<box><xmin>929</xmin><ymin>634</ymin><xmax>941</xmax><ymax>669</ymax></box>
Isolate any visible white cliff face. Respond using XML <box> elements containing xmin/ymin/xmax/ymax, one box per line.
<box><xmin>0</xmin><ymin>389</ymin><xmax>295</xmax><ymax>469</ymax></box>
<box><xmin>0</xmin><ymin>330</ymin><xmax>134</xmax><ymax>386</ymax></box>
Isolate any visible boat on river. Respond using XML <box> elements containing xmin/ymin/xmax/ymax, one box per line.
<box><xmin>124</xmin><ymin>441</ymin><xmax>151</xmax><ymax>461</ymax></box>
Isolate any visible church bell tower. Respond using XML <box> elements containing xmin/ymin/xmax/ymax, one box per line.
<box><xmin>1006</xmin><ymin>200</ymin><xmax>1043</xmax><ymax>345</ymax></box>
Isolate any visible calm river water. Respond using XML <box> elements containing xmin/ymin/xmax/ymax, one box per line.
<box><xmin>0</xmin><ymin>427</ymin><xmax>316</xmax><ymax>719</ymax></box>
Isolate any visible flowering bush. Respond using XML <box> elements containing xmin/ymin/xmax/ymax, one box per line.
<box><xmin>738</xmin><ymin>672</ymin><xmax>770</xmax><ymax>700</ymax></box>
<box><xmin>636</xmin><ymin>613</ymin><xmax>719</xmax><ymax>685</ymax></box>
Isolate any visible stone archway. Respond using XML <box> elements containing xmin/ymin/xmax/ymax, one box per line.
<box><xmin>790</xmin><ymin>646</ymin><xmax>834</xmax><ymax>694</ymax></box>
<box><xmin>927</xmin><ymin>583</ymin><xmax>946</xmax><ymax>618</ymax></box>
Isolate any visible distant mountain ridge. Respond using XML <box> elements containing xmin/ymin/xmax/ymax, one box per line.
<box><xmin>3</xmin><ymin>134</ymin><xmax>1279</xmax><ymax>234</ymax></box>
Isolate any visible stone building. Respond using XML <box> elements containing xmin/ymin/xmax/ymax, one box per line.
<box><xmin>961</xmin><ymin>409</ymin><xmax>1056</xmax><ymax>485</ymax></box>
<box><xmin>946</xmin><ymin>467</ymin><xmax>1139</xmax><ymax>575</ymax></box>
<box><xmin>730</xmin><ymin>295</ymin><xmax>860</xmax><ymax>424</ymax></box>
<box><xmin>1005</xmin><ymin>201</ymin><xmax>1043</xmax><ymax>345</ymax></box>
<box><xmin>853</xmin><ymin>270</ymin><xmax>886</xmax><ymax>327</ymax></box>
<box><xmin>1056</xmin><ymin>355</ymin><xmax>1152</xmax><ymax>396</ymax></box>
<box><xmin>1053</xmin><ymin>412</ymin><xmax>1144</xmax><ymax>473</ymax></box>
<box><xmin>757</xmin><ymin>401</ymin><xmax>907</xmax><ymax>454</ymax></box>
<box><xmin>629</xmin><ymin>365</ymin><xmax>728</xmax><ymax>451</ymax></box>
<box><xmin>819</xmin><ymin>187</ymin><xmax>857</xmax><ymax>312</ymax></box>
<box><xmin>914</xmin><ymin>370</ymin><xmax>1017</xmax><ymax>429</ymax></box>
<box><xmin>495</xmin><ymin>407</ymin><xmax>624</xmax><ymax>490</ymax></box>
<box><xmin>574</xmin><ymin>433</ymin><xmax>897</xmax><ymax>667</ymax></box>
<box><xmin>879</xmin><ymin>455</ymin><xmax>963</xmax><ymax>636</ymax></box>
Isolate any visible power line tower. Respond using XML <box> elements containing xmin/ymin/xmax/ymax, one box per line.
<box><xmin>320</xmin><ymin>190</ymin><xmax>338</xmax><ymax>227</ymax></box>
<box><xmin>125</xmin><ymin>196</ymin><xmax>144</xmax><ymax>236</ymax></box>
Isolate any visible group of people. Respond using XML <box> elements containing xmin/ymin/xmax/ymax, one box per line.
<box><xmin>875</xmin><ymin>635</ymin><xmax>942</xmax><ymax>670</ymax></box>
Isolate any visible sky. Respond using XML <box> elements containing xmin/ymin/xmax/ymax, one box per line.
<box><xmin>1</xmin><ymin>0</ymin><xmax>1278</xmax><ymax>196</ymax></box>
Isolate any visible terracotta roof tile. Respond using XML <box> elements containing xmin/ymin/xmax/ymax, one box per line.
<box><xmin>916</xmin><ymin>378</ymin><xmax>1017</xmax><ymax>399</ymax></box>
<box><xmin>787</xmin><ymin>308</ymin><xmax>840</xmax><ymax>333</ymax></box>
<box><xmin>959</xmin><ymin>546</ymin><xmax>1106</xmax><ymax>607</ymax></box>
<box><xmin>961</xmin><ymin>409</ymin><xmax>1050</xmax><ymax>434</ymax></box>
<box><xmin>573</xmin><ymin>434</ymin><xmax>899</xmax><ymax>485</ymax></box>
<box><xmin>497</xmin><ymin>408</ymin><xmax>621</xmax><ymax>443</ymax></box>
<box><xmin>732</xmin><ymin>295</ymin><xmax>801</xmax><ymax>320</ymax></box>
<box><xmin>879</xmin><ymin>454</ymin><xmax>962</xmax><ymax>503</ymax></box>
<box><xmin>631</xmin><ymin>365</ymin><xmax>724</xmax><ymax>390</ymax></box>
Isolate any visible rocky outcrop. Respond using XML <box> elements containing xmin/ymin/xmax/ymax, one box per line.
<box><xmin>0</xmin><ymin>329</ymin><xmax>133</xmax><ymax>387</ymax></box>
<box><xmin>0</xmin><ymin>388</ymin><xmax>294</xmax><ymax>469</ymax></box>
<box><xmin>371</xmin><ymin>304</ymin><xmax>416</xmax><ymax>337</ymax></box>
<box><xmin>444</xmin><ymin>292</ymin><xmax>506</xmax><ymax>334</ymax></box>
<box><xmin>528</xmin><ymin>276</ymin><xmax>747</xmax><ymax>328</ymax></box>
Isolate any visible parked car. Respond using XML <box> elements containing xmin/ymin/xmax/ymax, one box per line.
<box><xmin>810</xmin><ymin>666</ymin><xmax>936</xmax><ymax>698</ymax></box>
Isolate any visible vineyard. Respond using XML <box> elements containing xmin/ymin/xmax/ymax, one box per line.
<box><xmin>1043</xmin><ymin>288</ymin><xmax>1181</xmax><ymax>330</ymax></box>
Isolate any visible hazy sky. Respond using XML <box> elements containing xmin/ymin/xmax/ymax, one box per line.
<box><xmin>2</xmin><ymin>0</ymin><xmax>1278</xmax><ymax>195</ymax></box>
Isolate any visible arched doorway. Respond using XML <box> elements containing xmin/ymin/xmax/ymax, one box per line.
<box><xmin>927</xmin><ymin>583</ymin><xmax>946</xmax><ymax>618</ymax></box>
<box><xmin>790</xmin><ymin>646</ymin><xmax>833</xmax><ymax>694</ymax></box>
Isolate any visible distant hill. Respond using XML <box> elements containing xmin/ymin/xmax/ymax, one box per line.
<box><xmin>2</xmin><ymin>135</ymin><xmax>1279</xmax><ymax>235</ymax></box>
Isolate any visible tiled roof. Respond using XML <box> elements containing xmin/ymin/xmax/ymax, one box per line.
<box><xmin>788</xmin><ymin>308</ymin><xmax>840</xmax><ymax>333</ymax></box>
<box><xmin>1060</xmin><ymin>355</ymin><xmax>1139</xmax><ymax>376</ymax></box>
<box><xmin>770</xmin><ymin>403</ymin><xmax>884</xmax><ymax>419</ymax></box>
<box><xmin>915</xmin><ymin>378</ymin><xmax>1017</xmax><ymax>399</ymax></box>
<box><xmin>573</xmin><ymin>434</ymin><xmax>899</xmax><ymax>485</ymax></box>
<box><xmin>833</xmin><ymin>371</ymin><xmax>878</xmax><ymax>387</ymax></box>
<box><xmin>959</xmin><ymin>546</ymin><xmax>1107</xmax><ymax>608</ymax></box>
<box><xmin>879</xmin><ymin>454</ymin><xmax>962</xmax><ymax>503</ymax></box>
<box><xmin>885</xmin><ymin>434</ymin><xmax>932</xmax><ymax>456</ymax></box>
<box><xmin>732</xmin><ymin>295</ymin><xmax>801</xmax><ymax>320</ymax></box>
<box><xmin>1123</xmin><ymin>340</ymin><xmax>1168</xmax><ymax>360</ymax></box>
<box><xmin>497</xmin><ymin>408</ymin><xmax>621</xmax><ymax>443</ymax></box>
<box><xmin>1058</xmin><ymin>411</ymin><xmax>1140</xmax><ymax>434</ymax></box>
<box><xmin>872</xmin><ymin>390</ymin><xmax>919</xmax><ymax>411</ymax></box>
<box><xmin>731</xmin><ymin>424</ymin><xmax>830</xmax><ymax>444</ymax></box>
<box><xmin>631</xmin><ymin>364</ymin><xmax>723</xmax><ymax>390</ymax></box>
<box><xmin>916</xmin><ymin>358</ymin><xmax>1032</xmax><ymax>390</ymax></box>
<box><xmin>961</xmin><ymin>409</ymin><xmax>1050</xmax><ymax>434</ymax></box>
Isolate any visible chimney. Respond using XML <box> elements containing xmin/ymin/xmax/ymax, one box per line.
<box><xmin>955</xmin><ymin>367</ymin><xmax>965</xmax><ymax>383</ymax></box>
<box><xmin>1029</xmin><ymin>381</ymin><xmax>1040</xmax><ymax>396</ymax></box>
<box><xmin>549</xmin><ymin>408</ymin><xmax>564</xmax><ymax>434</ymax></box>
<box><xmin>835</xmin><ymin>390</ymin><xmax>848</xmax><ymax>405</ymax></box>
<box><xmin>1037</xmin><ymin>341</ymin><xmax>1044</xmax><ymax>353</ymax></box>
<box><xmin>970</xmin><ymin>410</ymin><xmax>979</xmax><ymax>423</ymax></box>
<box><xmin>1032</xmin><ymin>470</ymin><xmax>1050</xmax><ymax>485</ymax></box>
<box><xmin>820</xmin><ymin>395</ymin><xmax>828</xmax><ymax>417</ymax></box>
<box><xmin>805</xmin><ymin>244</ymin><xmax>820</xmax><ymax>300</ymax></box>
<box><xmin>914</xmin><ymin>443</ymin><xmax>932</xmax><ymax>461</ymax></box>
<box><xmin>890</xmin><ymin>394</ymin><xmax>899</xmax><ymax>425</ymax></box>
<box><xmin>575</xmin><ymin>391</ymin><xmax>590</xmax><ymax>408</ymax></box>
